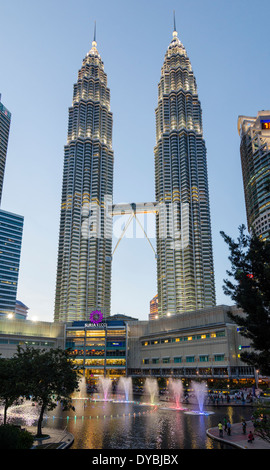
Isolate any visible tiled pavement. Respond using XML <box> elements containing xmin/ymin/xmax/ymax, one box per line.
<box><xmin>206</xmin><ymin>420</ymin><xmax>270</xmax><ymax>449</ymax></box>
<box><xmin>28</xmin><ymin>426</ymin><xmax>74</xmax><ymax>449</ymax></box>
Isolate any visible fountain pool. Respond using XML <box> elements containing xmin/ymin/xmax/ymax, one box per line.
<box><xmin>1</xmin><ymin>377</ymin><xmax>255</xmax><ymax>449</ymax></box>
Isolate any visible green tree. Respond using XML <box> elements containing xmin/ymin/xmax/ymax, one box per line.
<box><xmin>252</xmin><ymin>405</ymin><xmax>270</xmax><ymax>443</ymax></box>
<box><xmin>15</xmin><ymin>346</ymin><xmax>80</xmax><ymax>437</ymax></box>
<box><xmin>220</xmin><ymin>224</ymin><xmax>270</xmax><ymax>375</ymax></box>
<box><xmin>0</xmin><ymin>356</ymin><xmax>24</xmax><ymax>424</ymax></box>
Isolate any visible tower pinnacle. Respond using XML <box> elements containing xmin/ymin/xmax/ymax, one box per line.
<box><xmin>92</xmin><ymin>21</ymin><xmax>97</xmax><ymax>48</ymax></box>
<box><xmin>173</xmin><ymin>10</ymin><xmax>178</xmax><ymax>37</ymax></box>
<box><xmin>87</xmin><ymin>21</ymin><xmax>100</xmax><ymax>57</ymax></box>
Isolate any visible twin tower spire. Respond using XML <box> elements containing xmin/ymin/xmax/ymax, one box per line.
<box><xmin>173</xmin><ymin>10</ymin><xmax>178</xmax><ymax>36</ymax></box>
<box><xmin>54</xmin><ymin>14</ymin><xmax>215</xmax><ymax>322</ymax></box>
<box><xmin>92</xmin><ymin>20</ymin><xmax>97</xmax><ymax>47</ymax></box>
<box><xmin>91</xmin><ymin>11</ymin><xmax>178</xmax><ymax>50</ymax></box>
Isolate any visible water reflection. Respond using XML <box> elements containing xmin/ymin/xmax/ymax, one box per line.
<box><xmin>56</xmin><ymin>399</ymin><xmax>253</xmax><ymax>449</ymax></box>
<box><xmin>1</xmin><ymin>395</ymin><xmax>253</xmax><ymax>449</ymax></box>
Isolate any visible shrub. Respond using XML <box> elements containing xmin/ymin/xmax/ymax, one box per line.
<box><xmin>0</xmin><ymin>424</ymin><xmax>34</xmax><ymax>449</ymax></box>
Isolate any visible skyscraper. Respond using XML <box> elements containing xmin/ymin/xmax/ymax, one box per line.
<box><xmin>54</xmin><ymin>29</ymin><xmax>114</xmax><ymax>322</ymax></box>
<box><xmin>237</xmin><ymin>111</ymin><xmax>270</xmax><ymax>240</ymax></box>
<box><xmin>154</xmin><ymin>19</ymin><xmax>215</xmax><ymax>317</ymax></box>
<box><xmin>0</xmin><ymin>209</ymin><xmax>24</xmax><ymax>317</ymax></box>
<box><xmin>149</xmin><ymin>294</ymin><xmax>158</xmax><ymax>321</ymax></box>
<box><xmin>0</xmin><ymin>95</ymin><xmax>11</xmax><ymax>205</ymax></box>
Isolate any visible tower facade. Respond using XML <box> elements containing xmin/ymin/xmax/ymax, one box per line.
<box><xmin>238</xmin><ymin>111</ymin><xmax>270</xmax><ymax>240</ymax></box>
<box><xmin>0</xmin><ymin>95</ymin><xmax>11</xmax><ymax>205</ymax></box>
<box><xmin>54</xmin><ymin>34</ymin><xmax>113</xmax><ymax>322</ymax></box>
<box><xmin>149</xmin><ymin>294</ymin><xmax>158</xmax><ymax>321</ymax></box>
<box><xmin>0</xmin><ymin>209</ymin><xmax>24</xmax><ymax>317</ymax></box>
<box><xmin>154</xmin><ymin>23</ymin><xmax>215</xmax><ymax>317</ymax></box>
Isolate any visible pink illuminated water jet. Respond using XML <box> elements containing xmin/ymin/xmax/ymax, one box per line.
<box><xmin>168</xmin><ymin>378</ymin><xmax>184</xmax><ymax>410</ymax></box>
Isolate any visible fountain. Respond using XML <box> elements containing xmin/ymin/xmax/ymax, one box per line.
<box><xmin>143</xmin><ymin>378</ymin><xmax>159</xmax><ymax>405</ymax></box>
<box><xmin>184</xmin><ymin>381</ymin><xmax>214</xmax><ymax>415</ymax></box>
<box><xmin>116</xmin><ymin>377</ymin><xmax>133</xmax><ymax>403</ymax></box>
<box><xmin>192</xmin><ymin>381</ymin><xmax>207</xmax><ymax>413</ymax></box>
<box><xmin>97</xmin><ymin>377</ymin><xmax>112</xmax><ymax>401</ymax></box>
<box><xmin>168</xmin><ymin>378</ymin><xmax>184</xmax><ymax>410</ymax></box>
<box><xmin>0</xmin><ymin>399</ymin><xmax>42</xmax><ymax>427</ymax></box>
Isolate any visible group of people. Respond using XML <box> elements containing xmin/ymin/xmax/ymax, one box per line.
<box><xmin>234</xmin><ymin>391</ymin><xmax>254</xmax><ymax>404</ymax></box>
<box><xmin>208</xmin><ymin>393</ymin><xmax>230</xmax><ymax>405</ymax></box>
<box><xmin>217</xmin><ymin>417</ymin><xmax>255</xmax><ymax>444</ymax></box>
<box><xmin>241</xmin><ymin>419</ymin><xmax>254</xmax><ymax>442</ymax></box>
<box><xmin>218</xmin><ymin>417</ymin><xmax>232</xmax><ymax>437</ymax></box>
<box><xmin>209</xmin><ymin>389</ymin><xmax>255</xmax><ymax>406</ymax></box>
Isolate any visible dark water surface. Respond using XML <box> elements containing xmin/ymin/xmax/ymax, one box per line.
<box><xmin>44</xmin><ymin>396</ymin><xmax>254</xmax><ymax>450</ymax></box>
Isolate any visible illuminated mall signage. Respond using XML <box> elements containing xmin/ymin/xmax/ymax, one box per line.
<box><xmin>84</xmin><ymin>310</ymin><xmax>107</xmax><ymax>328</ymax></box>
<box><xmin>89</xmin><ymin>310</ymin><xmax>103</xmax><ymax>323</ymax></box>
<box><xmin>85</xmin><ymin>322</ymin><xmax>107</xmax><ymax>328</ymax></box>
<box><xmin>261</xmin><ymin>120</ymin><xmax>270</xmax><ymax>129</ymax></box>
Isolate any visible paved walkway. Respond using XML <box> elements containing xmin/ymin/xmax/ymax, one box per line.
<box><xmin>27</xmin><ymin>426</ymin><xmax>74</xmax><ymax>449</ymax></box>
<box><xmin>207</xmin><ymin>420</ymin><xmax>270</xmax><ymax>449</ymax></box>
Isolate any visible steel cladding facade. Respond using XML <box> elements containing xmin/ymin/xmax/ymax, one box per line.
<box><xmin>154</xmin><ymin>29</ymin><xmax>216</xmax><ymax>316</ymax></box>
<box><xmin>54</xmin><ymin>38</ymin><xmax>113</xmax><ymax>322</ymax></box>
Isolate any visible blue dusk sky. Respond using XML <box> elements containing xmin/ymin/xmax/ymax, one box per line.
<box><xmin>0</xmin><ymin>0</ymin><xmax>269</xmax><ymax>322</ymax></box>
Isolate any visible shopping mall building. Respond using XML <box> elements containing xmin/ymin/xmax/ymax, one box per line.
<box><xmin>0</xmin><ymin>305</ymin><xmax>257</xmax><ymax>387</ymax></box>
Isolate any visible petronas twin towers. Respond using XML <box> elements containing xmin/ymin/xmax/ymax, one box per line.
<box><xmin>54</xmin><ymin>18</ymin><xmax>216</xmax><ymax>323</ymax></box>
<box><xmin>54</xmin><ymin>34</ymin><xmax>113</xmax><ymax>322</ymax></box>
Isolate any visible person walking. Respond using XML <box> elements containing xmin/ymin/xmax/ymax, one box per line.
<box><xmin>227</xmin><ymin>420</ymin><xmax>231</xmax><ymax>436</ymax></box>
<box><xmin>223</xmin><ymin>417</ymin><xmax>228</xmax><ymax>432</ymax></box>
<box><xmin>218</xmin><ymin>421</ymin><xmax>223</xmax><ymax>438</ymax></box>
<box><xmin>248</xmin><ymin>430</ymin><xmax>254</xmax><ymax>443</ymax></box>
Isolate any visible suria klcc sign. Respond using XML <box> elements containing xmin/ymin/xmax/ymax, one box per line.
<box><xmin>85</xmin><ymin>310</ymin><xmax>107</xmax><ymax>328</ymax></box>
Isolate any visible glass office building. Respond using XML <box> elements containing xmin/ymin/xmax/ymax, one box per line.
<box><xmin>238</xmin><ymin>111</ymin><xmax>270</xmax><ymax>240</ymax></box>
<box><xmin>0</xmin><ymin>209</ymin><xmax>24</xmax><ymax>316</ymax></box>
<box><xmin>154</xmin><ymin>22</ymin><xmax>216</xmax><ymax>317</ymax></box>
<box><xmin>54</xmin><ymin>32</ymin><xmax>114</xmax><ymax>322</ymax></box>
<box><xmin>0</xmin><ymin>96</ymin><xmax>11</xmax><ymax>205</ymax></box>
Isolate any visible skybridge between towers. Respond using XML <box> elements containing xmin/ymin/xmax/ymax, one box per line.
<box><xmin>110</xmin><ymin>202</ymin><xmax>159</xmax><ymax>216</ymax></box>
<box><xmin>109</xmin><ymin>202</ymin><xmax>159</xmax><ymax>258</ymax></box>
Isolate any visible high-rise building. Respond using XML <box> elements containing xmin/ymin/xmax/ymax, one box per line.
<box><xmin>154</xmin><ymin>19</ymin><xmax>215</xmax><ymax>317</ymax></box>
<box><xmin>0</xmin><ymin>95</ymin><xmax>11</xmax><ymax>205</ymax></box>
<box><xmin>15</xmin><ymin>300</ymin><xmax>29</xmax><ymax>320</ymax></box>
<box><xmin>0</xmin><ymin>209</ymin><xmax>24</xmax><ymax>317</ymax></box>
<box><xmin>149</xmin><ymin>294</ymin><xmax>158</xmax><ymax>321</ymax></box>
<box><xmin>54</xmin><ymin>30</ymin><xmax>114</xmax><ymax>323</ymax></box>
<box><xmin>237</xmin><ymin>111</ymin><xmax>270</xmax><ymax>240</ymax></box>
